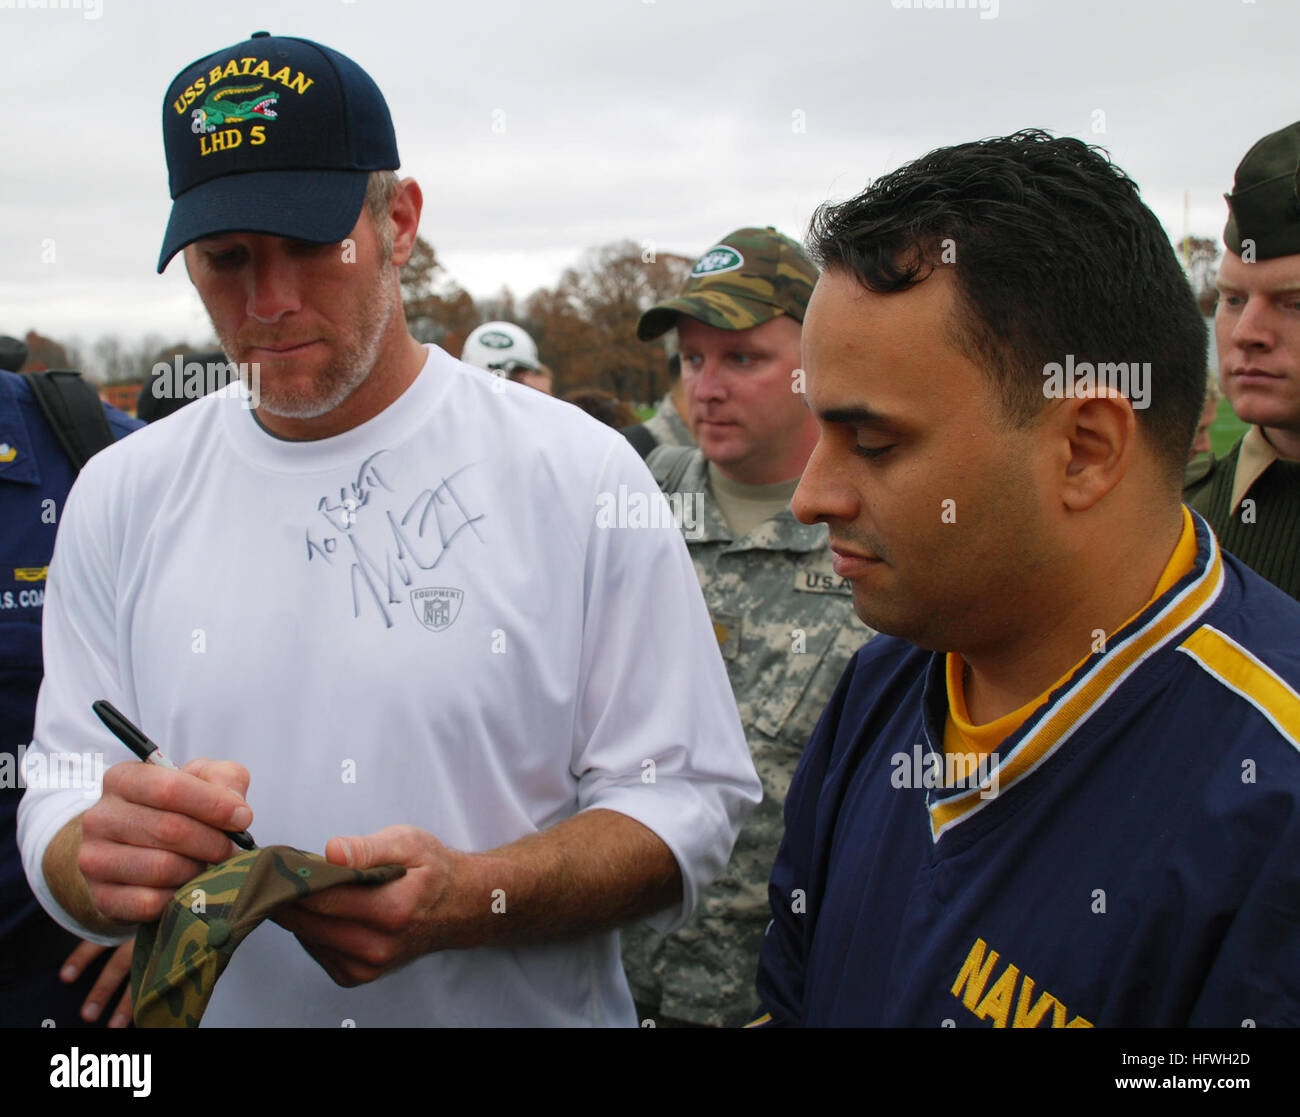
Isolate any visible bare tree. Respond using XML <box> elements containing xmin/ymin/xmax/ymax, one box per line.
<box><xmin>400</xmin><ymin>234</ymin><xmax>481</xmax><ymax>355</ymax></box>
<box><xmin>527</xmin><ymin>241</ymin><xmax>693</xmax><ymax>402</ymax></box>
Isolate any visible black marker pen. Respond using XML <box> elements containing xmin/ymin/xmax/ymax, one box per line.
<box><xmin>92</xmin><ymin>699</ymin><xmax>256</xmax><ymax>851</ymax></box>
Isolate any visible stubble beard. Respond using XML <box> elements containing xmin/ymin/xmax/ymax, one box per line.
<box><xmin>213</xmin><ymin>260</ymin><xmax>399</xmax><ymax>421</ymax></box>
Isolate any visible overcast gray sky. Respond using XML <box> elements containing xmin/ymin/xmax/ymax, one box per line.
<box><xmin>2</xmin><ymin>0</ymin><xmax>1296</xmax><ymax>357</ymax></box>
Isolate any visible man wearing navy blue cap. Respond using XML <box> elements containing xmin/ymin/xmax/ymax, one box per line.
<box><xmin>156</xmin><ymin>32</ymin><xmax>413</xmax><ymax>431</ymax></box>
<box><xmin>157</xmin><ymin>32</ymin><xmax>399</xmax><ymax>273</ymax></box>
<box><xmin>19</xmin><ymin>33</ymin><xmax>759</xmax><ymax>1027</ymax></box>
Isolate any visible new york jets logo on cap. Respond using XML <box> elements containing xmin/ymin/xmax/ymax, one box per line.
<box><xmin>478</xmin><ymin>331</ymin><xmax>515</xmax><ymax>349</ymax></box>
<box><xmin>692</xmin><ymin>245</ymin><xmax>744</xmax><ymax>277</ymax></box>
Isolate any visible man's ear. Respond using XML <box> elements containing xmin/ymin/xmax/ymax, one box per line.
<box><xmin>1057</xmin><ymin>390</ymin><xmax>1136</xmax><ymax>512</ymax></box>
<box><xmin>388</xmin><ymin>178</ymin><xmax>423</xmax><ymax>268</ymax></box>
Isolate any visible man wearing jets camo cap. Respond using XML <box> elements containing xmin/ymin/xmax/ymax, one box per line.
<box><xmin>622</xmin><ymin>226</ymin><xmax>873</xmax><ymax>1027</ymax></box>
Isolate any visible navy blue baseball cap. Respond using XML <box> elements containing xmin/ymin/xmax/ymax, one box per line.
<box><xmin>158</xmin><ymin>32</ymin><xmax>400</xmax><ymax>272</ymax></box>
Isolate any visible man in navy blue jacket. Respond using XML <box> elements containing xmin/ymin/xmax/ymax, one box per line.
<box><xmin>754</xmin><ymin>131</ymin><xmax>1300</xmax><ymax>1027</ymax></box>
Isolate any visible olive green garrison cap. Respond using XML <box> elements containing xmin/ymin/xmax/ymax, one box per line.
<box><xmin>130</xmin><ymin>845</ymin><xmax>405</xmax><ymax>1027</ymax></box>
<box><xmin>1224</xmin><ymin>120</ymin><xmax>1300</xmax><ymax>260</ymax></box>
<box><xmin>637</xmin><ymin>226</ymin><xmax>818</xmax><ymax>340</ymax></box>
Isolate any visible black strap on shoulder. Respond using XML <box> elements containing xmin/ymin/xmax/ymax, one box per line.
<box><xmin>22</xmin><ymin>370</ymin><xmax>116</xmax><ymax>473</ymax></box>
<box><xmin>621</xmin><ymin>423</ymin><xmax>658</xmax><ymax>461</ymax></box>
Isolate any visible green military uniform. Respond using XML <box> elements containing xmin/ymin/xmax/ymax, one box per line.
<box><xmin>1185</xmin><ymin>430</ymin><xmax>1300</xmax><ymax>600</ymax></box>
<box><xmin>620</xmin><ymin>447</ymin><xmax>871</xmax><ymax>1027</ymax></box>
<box><xmin>1183</xmin><ymin>119</ymin><xmax>1300</xmax><ymax>600</ymax></box>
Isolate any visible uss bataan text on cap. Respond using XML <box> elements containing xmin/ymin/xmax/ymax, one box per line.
<box><xmin>158</xmin><ymin>31</ymin><xmax>399</xmax><ymax>272</ymax></box>
<box><xmin>637</xmin><ymin>226</ymin><xmax>818</xmax><ymax>341</ymax></box>
<box><xmin>1224</xmin><ymin>120</ymin><xmax>1300</xmax><ymax>261</ymax></box>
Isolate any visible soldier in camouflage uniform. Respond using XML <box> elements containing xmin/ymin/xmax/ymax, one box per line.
<box><xmin>1184</xmin><ymin>120</ymin><xmax>1300</xmax><ymax>600</ymax></box>
<box><xmin>643</xmin><ymin>355</ymin><xmax>694</xmax><ymax>447</ymax></box>
<box><xmin>621</xmin><ymin>227</ymin><xmax>874</xmax><ymax>1027</ymax></box>
<box><xmin>622</xmin><ymin>354</ymin><xmax>693</xmax><ymax>459</ymax></box>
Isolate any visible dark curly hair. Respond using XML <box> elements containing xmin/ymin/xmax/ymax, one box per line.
<box><xmin>808</xmin><ymin>130</ymin><xmax>1207</xmax><ymax>483</ymax></box>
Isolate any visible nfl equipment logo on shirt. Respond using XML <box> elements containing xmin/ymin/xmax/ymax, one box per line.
<box><xmin>410</xmin><ymin>587</ymin><xmax>464</xmax><ymax>632</ymax></box>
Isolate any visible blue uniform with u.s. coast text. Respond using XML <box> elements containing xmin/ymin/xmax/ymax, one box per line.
<box><xmin>755</xmin><ymin>513</ymin><xmax>1300</xmax><ymax>1027</ymax></box>
<box><xmin>0</xmin><ymin>369</ymin><xmax>139</xmax><ymax>1024</ymax></box>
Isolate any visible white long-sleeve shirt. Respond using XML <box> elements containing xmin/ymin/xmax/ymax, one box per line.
<box><xmin>18</xmin><ymin>345</ymin><xmax>759</xmax><ymax>1026</ymax></box>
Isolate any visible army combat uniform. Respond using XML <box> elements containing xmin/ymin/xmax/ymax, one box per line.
<box><xmin>642</xmin><ymin>391</ymin><xmax>692</xmax><ymax>449</ymax></box>
<box><xmin>623</xmin><ymin>224</ymin><xmax>873</xmax><ymax>1027</ymax></box>
<box><xmin>619</xmin><ymin>449</ymin><xmax>871</xmax><ymax>1027</ymax></box>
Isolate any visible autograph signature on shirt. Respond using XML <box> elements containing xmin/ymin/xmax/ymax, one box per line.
<box><xmin>304</xmin><ymin>451</ymin><xmax>486</xmax><ymax>628</ymax></box>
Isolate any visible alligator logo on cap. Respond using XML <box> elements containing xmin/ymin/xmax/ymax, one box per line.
<box><xmin>171</xmin><ymin>56</ymin><xmax>314</xmax><ymax>156</ymax></box>
<box><xmin>691</xmin><ymin>246</ymin><xmax>744</xmax><ymax>277</ymax></box>
<box><xmin>191</xmin><ymin>83</ymin><xmax>279</xmax><ymax>134</ymax></box>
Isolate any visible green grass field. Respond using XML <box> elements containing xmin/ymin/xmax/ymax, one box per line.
<box><xmin>1210</xmin><ymin>396</ymin><xmax>1249</xmax><ymax>459</ymax></box>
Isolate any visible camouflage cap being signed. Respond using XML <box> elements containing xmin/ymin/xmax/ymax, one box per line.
<box><xmin>1224</xmin><ymin>120</ymin><xmax>1300</xmax><ymax>260</ymax></box>
<box><xmin>637</xmin><ymin>226</ymin><xmax>818</xmax><ymax>340</ymax></box>
<box><xmin>130</xmin><ymin>845</ymin><xmax>405</xmax><ymax>1027</ymax></box>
